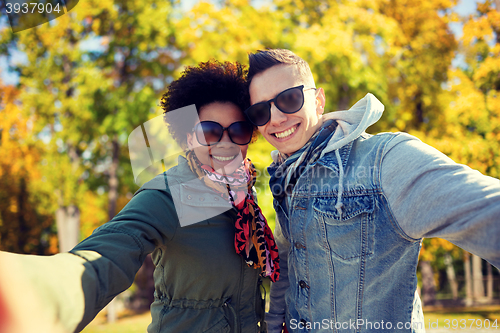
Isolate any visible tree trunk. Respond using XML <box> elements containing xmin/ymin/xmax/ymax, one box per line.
<box><xmin>56</xmin><ymin>145</ymin><xmax>81</xmax><ymax>253</ymax></box>
<box><xmin>472</xmin><ymin>254</ymin><xmax>485</xmax><ymax>302</ymax></box>
<box><xmin>17</xmin><ymin>178</ymin><xmax>28</xmax><ymax>252</ymax></box>
<box><xmin>56</xmin><ymin>205</ymin><xmax>80</xmax><ymax>252</ymax></box>
<box><xmin>106</xmin><ymin>136</ymin><xmax>120</xmax><ymax>323</ymax></box>
<box><xmin>420</xmin><ymin>260</ymin><xmax>436</xmax><ymax>306</ymax></box>
<box><xmin>338</xmin><ymin>83</ymin><xmax>350</xmax><ymax>110</ymax></box>
<box><xmin>415</xmin><ymin>93</ymin><xmax>424</xmax><ymax>125</ymax></box>
<box><xmin>444</xmin><ymin>253</ymin><xmax>458</xmax><ymax>300</ymax></box>
<box><xmin>494</xmin><ymin>0</ymin><xmax>500</xmax><ymax>44</ymax></box>
<box><xmin>107</xmin><ymin>136</ymin><xmax>120</xmax><ymax>220</ymax></box>
<box><xmin>464</xmin><ymin>252</ymin><xmax>473</xmax><ymax>306</ymax></box>
<box><xmin>486</xmin><ymin>263</ymin><xmax>493</xmax><ymax>302</ymax></box>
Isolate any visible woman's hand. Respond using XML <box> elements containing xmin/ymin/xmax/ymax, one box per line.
<box><xmin>0</xmin><ymin>251</ymin><xmax>81</xmax><ymax>333</ymax></box>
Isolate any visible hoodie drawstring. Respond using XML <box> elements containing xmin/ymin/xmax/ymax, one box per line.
<box><xmin>335</xmin><ymin>149</ymin><xmax>344</xmax><ymax>217</ymax></box>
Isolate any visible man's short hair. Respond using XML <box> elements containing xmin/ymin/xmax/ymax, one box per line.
<box><xmin>247</xmin><ymin>49</ymin><xmax>314</xmax><ymax>85</ymax></box>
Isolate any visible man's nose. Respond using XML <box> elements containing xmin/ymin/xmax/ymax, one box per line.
<box><xmin>268</xmin><ymin>102</ymin><xmax>287</xmax><ymax>126</ymax></box>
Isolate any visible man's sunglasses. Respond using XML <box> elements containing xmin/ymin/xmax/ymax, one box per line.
<box><xmin>244</xmin><ymin>85</ymin><xmax>317</xmax><ymax>126</ymax></box>
<box><xmin>193</xmin><ymin>121</ymin><xmax>253</xmax><ymax>146</ymax></box>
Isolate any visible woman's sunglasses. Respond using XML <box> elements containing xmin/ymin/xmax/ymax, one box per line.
<box><xmin>193</xmin><ymin>121</ymin><xmax>253</xmax><ymax>146</ymax></box>
<box><xmin>244</xmin><ymin>85</ymin><xmax>316</xmax><ymax>126</ymax></box>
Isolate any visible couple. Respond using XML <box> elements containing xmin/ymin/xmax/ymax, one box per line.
<box><xmin>2</xmin><ymin>49</ymin><xmax>499</xmax><ymax>333</ymax></box>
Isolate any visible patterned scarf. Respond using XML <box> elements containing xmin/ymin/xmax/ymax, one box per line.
<box><xmin>268</xmin><ymin>120</ymin><xmax>337</xmax><ymax>208</ymax></box>
<box><xmin>186</xmin><ymin>150</ymin><xmax>280</xmax><ymax>282</ymax></box>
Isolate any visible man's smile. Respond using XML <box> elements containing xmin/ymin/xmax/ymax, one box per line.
<box><xmin>272</xmin><ymin>124</ymin><xmax>299</xmax><ymax>139</ymax></box>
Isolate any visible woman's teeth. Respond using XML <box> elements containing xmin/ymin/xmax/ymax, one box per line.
<box><xmin>212</xmin><ymin>155</ymin><xmax>236</xmax><ymax>162</ymax></box>
<box><xmin>274</xmin><ymin>125</ymin><xmax>296</xmax><ymax>139</ymax></box>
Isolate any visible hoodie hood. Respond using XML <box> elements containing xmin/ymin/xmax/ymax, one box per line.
<box><xmin>320</xmin><ymin>93</ymin><xmax>384</xmax><ymax>158</ymax></box>
<box><xmin>270</xmin><ymin>93</ymin><xmax>384</xmax><ymax>163</ymax></box>
<box><xmin>319</xmin><ymin>93</ymin><xmax>384</xmax><ymax>216</ymax></box>
<box><xmin>268</xmin><ymin>93</ymin><xmax>385</xmax><ymax>217</ymax></box>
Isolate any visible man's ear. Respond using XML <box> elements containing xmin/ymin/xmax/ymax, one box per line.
<box><xmin>315</xmin><ymin>87</ymin><xmax>326</xmax><ymax>116</ymax></box>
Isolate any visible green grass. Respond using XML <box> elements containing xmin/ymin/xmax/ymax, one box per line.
<box><xmin>424</xmin><ymin>305</ymin><xmax>500</xmax><ymax>332</ymax></box>
<box><xmin>423</xmin><ymin>305</ymin><xmax>500</xmax><ymax>328</ymax></box>
<box><xmin>81</xmin><ymin>306</ymin><xmax>500</xmax><ymax>333</ymax></box>
<box><xmin>81</xmin><ymin>311</ymin><xmax>151</xmax><ymax>333</ymax></box>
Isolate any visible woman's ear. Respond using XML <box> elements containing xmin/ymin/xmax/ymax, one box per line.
<box><xmin>186</xmin><ymin>133</ymin><xmax>195</xmax><ymax>150</ymax></box>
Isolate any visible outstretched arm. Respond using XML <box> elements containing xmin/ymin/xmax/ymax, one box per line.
<box><xmin>381</xmin><ymin>133</ymin><xmax>500</xmax><ymax>268</ymax></box>
<box><xmin>0</xmin><ymin>188</ymin><xmax>177</xmax><ymax>333</ymax></box>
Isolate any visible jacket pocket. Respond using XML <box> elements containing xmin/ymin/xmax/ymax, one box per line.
<box><xmin>313</xmin><ymin>194</ymin><xmax>374</xmax><ymax>260</ymax></box>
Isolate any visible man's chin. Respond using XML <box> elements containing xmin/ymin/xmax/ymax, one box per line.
<box><xmin>275</xmin><ymin>141</ymin><xmax>299</xmax><ymax>157</ymax></box>
<box><xmin>265</xmin><ymin>135</ymin><xmax>298</xmax><ymax>156</ymax></box>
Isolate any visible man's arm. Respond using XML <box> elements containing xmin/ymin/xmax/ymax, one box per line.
<box><xmin>380</xmin><ymin>133</ymin><xmax>500</xmax><ymax>268</ymax></box>
<box><xmin>266</xmin><ymin>218</ymin><xmax>291</xmax><ymax>333</ymax></box>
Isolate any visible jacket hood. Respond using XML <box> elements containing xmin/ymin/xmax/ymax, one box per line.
<box><xmin>320</xmin><ymin>93</ymin><xmax>384</xmax><ymax>158</ymax></box>
<box><xmin>318</xmin><ymin>93</ymin><xmax>384</xmax><ymax>216</ymax></box>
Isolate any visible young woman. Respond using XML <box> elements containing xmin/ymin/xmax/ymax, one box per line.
<box><xmin>0</xmin><ymin>60</ymin><xmax>279</xmax><ymax>333</ymax></box>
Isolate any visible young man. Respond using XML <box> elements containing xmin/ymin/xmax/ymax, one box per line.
<box><xmin>245</xmin><ymin>49</ymin><xmax>500</xmax><ymax>333</ymax></box>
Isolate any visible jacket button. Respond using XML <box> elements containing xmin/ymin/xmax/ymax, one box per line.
<box><xmin>294</xmin><ymin>242</ymin><xmax>306</xmax><ymax>249</ymax></box>
<box><xmin>214</xmin><ymin>197</ymin><xmax>218</xmax><ymax>201</ymax></box>
<box><xmin>299</xmin><ymin>280</ymin><xmax>310</xmax><ymax>289</ymax></box>
<box><xmin>187</xmin><ymin>195</ymin><xmax>192</xmax><ymax>200</ymax></box>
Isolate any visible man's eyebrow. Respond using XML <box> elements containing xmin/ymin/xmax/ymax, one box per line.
<box><xmin>251</xmin><ymin>94</ymin><xmax>271</xmax><ymax>105</ymax></box>
<box><xmin>252</xmin><ymin>88</ymin><xmax>281</xmax><ymax>104</ymax></box>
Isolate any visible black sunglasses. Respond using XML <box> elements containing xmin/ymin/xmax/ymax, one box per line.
<box><xmin>193</xmin><ymin>121</ymin><xmax>253</xmax><ymax>146</ymax></box>
<box><xmin>244</xmin><ymin>85</ymin><xmax>316</xmax><ymax>126</ymax></box>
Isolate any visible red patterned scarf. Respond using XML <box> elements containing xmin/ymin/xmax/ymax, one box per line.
<box><xmin>186</xmin><ymin>150</ymin><xmax>280</xmax><ymax>282</ymax></box>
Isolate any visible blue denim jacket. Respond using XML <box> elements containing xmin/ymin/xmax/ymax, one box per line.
<box><xmin>271</xmin><ymin>133</ymin><xmax>424</xmax><ymax>333</ymax></box>
<box><xmin>266</xmin><ymin>94</ymin><xmax>500</xmax><ymax>333</ymax></box>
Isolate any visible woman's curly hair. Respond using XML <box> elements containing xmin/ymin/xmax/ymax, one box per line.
<box><xmin>160</xmin><ymin>60</ymin><xmax>257</xmax><ymax>148</ymax></box>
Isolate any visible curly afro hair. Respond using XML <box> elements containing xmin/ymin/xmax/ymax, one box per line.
<box><xmin>160</xmin><ymin>60</ymin><xmax>257</xmax><ymax>148</ymax></box>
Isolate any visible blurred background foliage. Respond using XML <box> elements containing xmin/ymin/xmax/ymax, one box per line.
<box><xmin>1</xmin><ymin>0</ymin><xmax>499</xmax><ymax>307</ymax></box>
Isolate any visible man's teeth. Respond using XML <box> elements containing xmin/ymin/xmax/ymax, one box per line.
<box><xmin>212</xmin><ymin>155</ymin><xmax>236</xmax><ymax>161</ymax></box>
<box><xmin>274</xmin><ymin>126</ymin><xmax>296</xmax><ymax>139</ymax></box>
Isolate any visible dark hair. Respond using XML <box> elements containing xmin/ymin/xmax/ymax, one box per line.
<box><xmin>161</xmin><ymin>60</ymin><xmax>255</xmax><ymax>147</ymax></box>
<box><xmin>247</xmin><ymin>49</ymin><xmax>313</xmax><ymax>85</ymax></box>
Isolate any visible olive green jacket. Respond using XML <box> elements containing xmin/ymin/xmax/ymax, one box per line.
<box><xmin>70</xmin><ymin>156</ymin><xmax>267</xmax><ymax>332</ymax></box>
<box><xmin>2</xmin><ymin>157</ymin><xmax>266</xmax><ymax>333</ymax></box>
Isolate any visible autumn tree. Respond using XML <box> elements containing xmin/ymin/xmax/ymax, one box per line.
<box><xmin>0</xmin><ymin>80</ymin><xmax>56</xmax><ymax>254</ymax></box>
<box><xmin>0</xmin><ymin>0</ymin><xmax>180</xmax><ymax>250</ymax></box>
<box><xmin>413</xmin><ymin>0</ymin><xmax>500</xmax><ymax>304</ymax></box>
<box><xmin>1</xmin><ymin>1</ymin><xmax>180</xmax><ymax>319</ymax></box>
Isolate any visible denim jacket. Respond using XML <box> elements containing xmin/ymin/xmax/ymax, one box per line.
<box><xmin>266</xmin><ymin>95</ymin><xmax>500</xmax><ymax>333</ymax></box>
